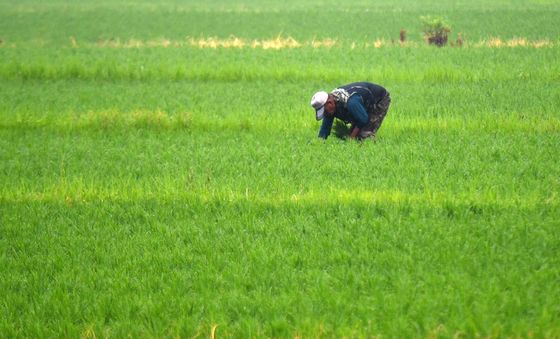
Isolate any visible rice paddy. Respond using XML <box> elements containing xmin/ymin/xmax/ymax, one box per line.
<box><xmin>1</xmin><ymin>0</ymin><xmax>559</xmax><ymax>337</ymax></box>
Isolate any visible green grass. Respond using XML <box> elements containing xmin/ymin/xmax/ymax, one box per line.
<box><xmin>1</xmin><ymin>0</ymin><xmax>560</xmax><ymax>337</ymax></box>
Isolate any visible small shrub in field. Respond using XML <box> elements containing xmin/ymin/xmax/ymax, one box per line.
<box><xmin>421</xmin><ymin>16</ymin><xmax>451</xmax><ymax>46</ymax></box>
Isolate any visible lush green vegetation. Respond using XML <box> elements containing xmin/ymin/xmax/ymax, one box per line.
<box><xmin>1</xmin><ymin>0</ymin><xmax>559</xmax><ymax>337</ymax></box>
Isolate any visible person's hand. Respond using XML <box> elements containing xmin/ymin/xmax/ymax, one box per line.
<box><xmin>350</xmin><ymin>126</ymin><xmax>360</xmax><ymax>139</ymax></box>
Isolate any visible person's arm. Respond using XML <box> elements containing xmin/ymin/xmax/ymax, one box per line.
<box><xmin>318</xmin><ymin>115</ymin><xmax>334</xmax><ymax>139</ymax></box>
<box><xmin>346</xmin><ymin>95</ymin><xmax>369</xmax><ymax>139</ymax></box>
<box><xmin>350</xmin><ymin>126</ymin><xmax>360</xmax><ymax>138</ymax></box>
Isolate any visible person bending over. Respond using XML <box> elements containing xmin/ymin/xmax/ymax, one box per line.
<box><xmin>310</xmin><ymin>81</ymin><xmax>391</xmax><ymax>140</ymax></box>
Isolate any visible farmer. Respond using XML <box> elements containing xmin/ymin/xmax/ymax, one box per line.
<box><xmin>310</xmin><ymin>81</ymin><xmax>391</xmax><ymax>140</ymax></box>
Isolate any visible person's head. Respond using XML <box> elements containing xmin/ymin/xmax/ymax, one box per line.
<box><xmin>310</xmin><ymin>91</ymin><xmax>336</xmax><ymax>120</ymax></box>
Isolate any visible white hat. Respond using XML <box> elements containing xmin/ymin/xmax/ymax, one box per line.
<box><xmin>310</xmin><ymin>91</ymin><xmax>328</xmax><ymax>120</ymax></box>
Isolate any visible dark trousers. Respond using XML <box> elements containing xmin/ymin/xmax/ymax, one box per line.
<box><xmin>359</xmin><ymin>91</ymin><xmax>391</xmax><ymax>139</ymax></box>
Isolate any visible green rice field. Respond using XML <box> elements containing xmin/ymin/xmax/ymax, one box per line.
<box><xmin>1</xmin><ymin>0</ymin><xmax>559</xmax><ymax>337</ymax></box>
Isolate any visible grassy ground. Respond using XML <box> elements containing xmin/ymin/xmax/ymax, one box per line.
<box><xmin>1</xmin><ymin>0</ymin><xmax>560</xmax><ymax>337</ymax></box>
